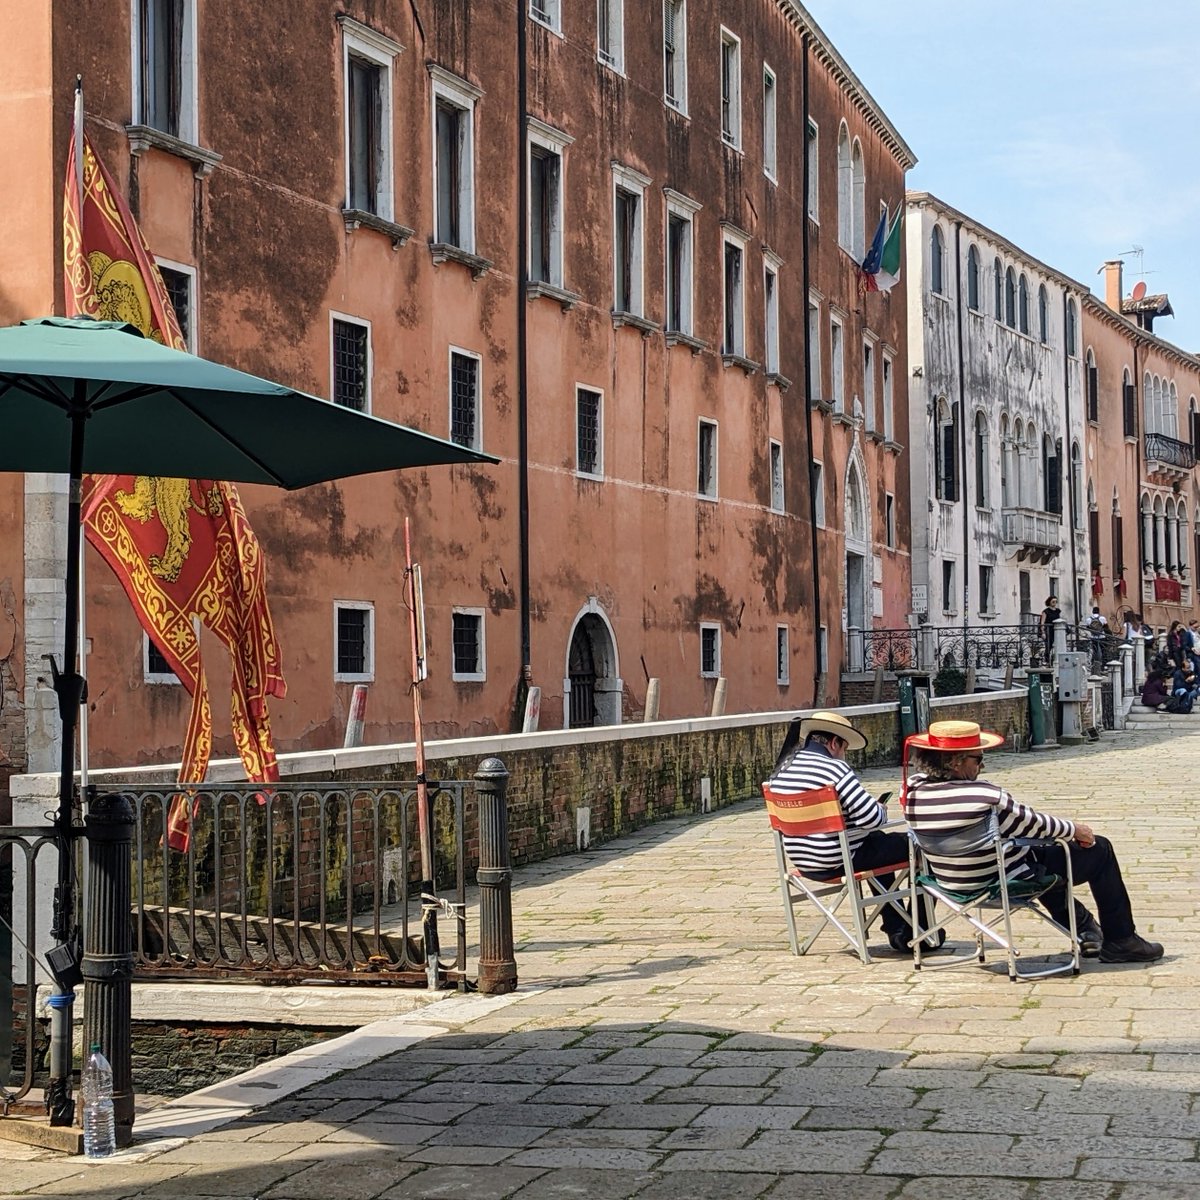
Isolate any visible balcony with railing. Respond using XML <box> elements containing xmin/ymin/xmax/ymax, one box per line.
<box><xmin>1144</xmin><ymin>431</ymin><xmax>1195</xmax><ymax>480</ymax></box>
<box><xmin>1001</xmin><ymin>506</ymin><xmax>1062</xmax><ymax>563</ymax></box>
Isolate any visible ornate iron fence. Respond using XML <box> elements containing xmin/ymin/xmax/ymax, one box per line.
<box><xmin>861</xmin><ymin>628</ymin><xmax>918</xmax><ymax>671</ymax></box>
<box><xmin>933</xmin><ymin>624</ymin><xmax>1047</xmax><ymax>671</ymax></box>
<box><xmin>1145</xmin><ymin>431</ymin><xmax>1196</xmax><ymax>471</ymax></box>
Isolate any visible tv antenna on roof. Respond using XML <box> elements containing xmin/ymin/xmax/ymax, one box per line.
<box><xmin>1114</xmin><ymin>245</ymin><xmax>1155</xmax><ymax>282</ymax></box>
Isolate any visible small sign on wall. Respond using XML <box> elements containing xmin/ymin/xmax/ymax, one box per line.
<box><xmin>872</xmin><ymin>584</ymin><xmax>884</xmax><ymax>618</ymax></box>
<box><xmin>912</xmin><ymin>585</ymin><xmax>928</xmax><ymax>614</ymax></box>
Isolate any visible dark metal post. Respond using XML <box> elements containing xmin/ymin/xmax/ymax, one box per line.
<box><xmin>474</xmin><ymin>758</ymin><xmax>516</xmax><ymax>994</ymax></box>
<box><xmin>82</xmin><ymin>791</ymin><xmax>135</xmax><ymax>1142</ymax></box>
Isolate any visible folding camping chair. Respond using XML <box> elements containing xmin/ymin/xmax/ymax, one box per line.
<box><xmin>762</xmin><ymin>783</ymin><xmax>913</xmax><ymax>964</ymax></box>
<box><xmin>907</xmin><ymin>812</ymin><xmax>1081</xmax><ymax>981</ymax></box>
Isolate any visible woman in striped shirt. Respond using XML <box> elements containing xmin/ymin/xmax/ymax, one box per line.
<box><xmin>903</xmin><ymin>720</ymin><xmax>1163</xmax><ymax>965</ymax></box>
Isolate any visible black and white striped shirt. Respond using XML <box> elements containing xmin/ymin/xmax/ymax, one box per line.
<box><xmin>902</xmin><ymin>773</ymin><xmax>1076</xmax><ymax>890</ymax></box>
<box><xmin>769</xmin><ymin>743</ymin><xmax>886</xmax><ymax>874</ymax></box>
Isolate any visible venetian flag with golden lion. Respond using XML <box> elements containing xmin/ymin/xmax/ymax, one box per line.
<box><xmin>64</xmin><ymin>95</ymin><xmax>286</xmax><ymax>851</ymax></box>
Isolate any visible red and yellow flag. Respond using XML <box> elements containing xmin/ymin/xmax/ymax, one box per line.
<box><xmin>64</xmin><ymin>121</ymin><xmax>286</xmax><ymax>850</ymax></box>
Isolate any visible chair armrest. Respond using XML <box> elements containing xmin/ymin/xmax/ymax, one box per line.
<box><xmin>1008</xmin><ymin>835</ymin><xmax>1073</xmax><ymax>849</ymax></box>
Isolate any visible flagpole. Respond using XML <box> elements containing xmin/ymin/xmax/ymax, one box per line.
<box><xmin>72</xmin><ymin>75</ymin><xmax>90</xmax><ymax>794</ymax></box>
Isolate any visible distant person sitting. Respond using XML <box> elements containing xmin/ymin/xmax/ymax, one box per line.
<box><xmin>1141</xmin><ymin>670</ymin><xmax>1170</xmax><ymax>710</ymax></box>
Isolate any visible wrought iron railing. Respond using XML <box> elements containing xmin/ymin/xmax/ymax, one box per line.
<box><xmin>126</xmin><ymin>781</ymin><xmax>470</xmax><ymax>986</ymax></box>
<box><xmin>860</xmin><ymin>628</ymin><xmax>918</xmax><ymax>671</ymax></box>
<box><xmin>1145</xmin><ymin>431</ymin><xmax>1196</xmax><ymax>471</ymax></box>
<box><xmin>933</xmin><ymin>624</ymin><xmax>1048</xmax><ymax>670</ymax></box>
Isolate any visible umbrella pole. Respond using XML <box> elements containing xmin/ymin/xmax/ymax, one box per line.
<box><xmin>405</xmin><ymin>519</ymin><xmax>440</xmax><ymax>989</ymax></box>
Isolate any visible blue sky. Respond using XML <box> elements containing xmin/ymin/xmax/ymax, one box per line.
<box><xmin>803</xmin><ymin>1</ymin><xmax>1200</xmax><ymax>351</ymax></box>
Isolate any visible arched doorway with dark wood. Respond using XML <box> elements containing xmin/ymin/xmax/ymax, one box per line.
<box><xmin>563</xmin><ymin>601</ymin><xmax>622</xmax><ymax>728</ymax></box>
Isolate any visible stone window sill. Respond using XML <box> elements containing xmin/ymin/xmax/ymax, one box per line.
<box><xmin>342</xmin><ymin>209</ymin><xmax>413</xmax><ymax>247</ymax></box>
<box><xmin>665</xmin><ymin>331</ymin><xmax>707</xmax><ymax>354</ymax></box>
<box><xmin>612</xmin><ymin>310</ymin><xmax>658</xmax><ymax>336</ymax></box>
<box><xmin>766</xmin><ymin>371</ymin><xmax>792</xmax><ymax>391</ymax></box>
<box><xmin>430</xmin><ymin>242</ymin><xmax>492</xmax><ymax>278</ymax></box>
<box><xmin>126</xmin><ymin>124</ymin><xmax>222</xmax><ymax>177</ymax></box>
<box><xmin>722</xmin><ymin>353</ymin><xmax>760</xmax><ymax>375</ymax></box>
<box><xmin>527</xmin><ymin>281</ymin><xmax>581</xmax><ymax>310</ymax></box>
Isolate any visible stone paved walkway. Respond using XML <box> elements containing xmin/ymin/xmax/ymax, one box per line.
<box><xmin>2</xmin><ymin>723</ymin><xmax>1197</xmax><ymax>1198</ymax></box>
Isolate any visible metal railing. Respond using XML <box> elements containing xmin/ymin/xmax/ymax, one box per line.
<box><xmin>859</xmin><ymin>628</ymin><xmax>918</xmax><ymax>671</ymax></box>
<box><xmin>127</xmin><ymin>780</ymin><xmax>470</xmax><ymax>986</ymax></box>
<box><xmin>933</xmin><ymin>624</ymin><xmax>1048</xmax><ymax>671</ymax></box>
<box><xmin>1145</xmin><ymin>431</ymin><xmax>1196</xmax><ymax>471</ymax></box>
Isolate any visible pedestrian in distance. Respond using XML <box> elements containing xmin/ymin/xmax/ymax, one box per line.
<box><xmin>1040</xmin><ymin>595</ymin><xmax>1061</xmax><ymax>664</ymax></box>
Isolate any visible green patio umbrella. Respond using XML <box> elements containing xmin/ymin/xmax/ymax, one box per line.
<box><xmin>0</xmin><ymin>316</ymin><xmax>496</xmax><ymax>834</ymax></box>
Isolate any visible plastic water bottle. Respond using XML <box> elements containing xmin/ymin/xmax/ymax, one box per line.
<box><xmin>81</xmin><ymin>1044</ymin><xmax>116</xmax><ymax>1158</ymax></box>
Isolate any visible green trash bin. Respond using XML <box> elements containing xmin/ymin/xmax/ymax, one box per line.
<box><xmin>1028</xmin><ymin>669</ymin><xmax>1054</xmax><ymax>746</ymax></box>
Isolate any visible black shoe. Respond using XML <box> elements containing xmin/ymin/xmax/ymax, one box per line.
<box><xmin>1099</xmin><ymin>934</ymin><xmax>1164</xmax><ymax>964</ymax></box>
<box><xmin>1076</xmin><ymin>913</ymin><xmax>1103</xmax><ymax>958</ymax></box>
<box><xmin>888</xmin><ymin>930</ymin><xmax>912</xmax><ymax>954</ymax></box>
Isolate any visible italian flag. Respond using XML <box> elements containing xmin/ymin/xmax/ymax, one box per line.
<box><xmin>873</xmin><ymin>207</ymin><xmax>903</xmax><ymax>293</ymax></box>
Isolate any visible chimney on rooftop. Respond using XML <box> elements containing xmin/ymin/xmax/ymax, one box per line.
<box><xmin>1103</xmin><ymin>260</ymin><xmax>1124</xmax><ymax>312</ymax></box>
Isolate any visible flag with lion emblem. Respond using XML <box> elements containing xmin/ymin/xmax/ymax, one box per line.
<box><xmin>64</xmin><ymin>108</ymin><xmax>286</xmax><ymax>851</ymax></box>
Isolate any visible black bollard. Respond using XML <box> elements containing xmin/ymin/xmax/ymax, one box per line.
<box><xmin>474</xmin><ymin>758</ymin><xmax>517</xmax><ymax>995</ymax></box>
<box><xmin>82</xmin><ymin>791</ymin><xmax>135</xmax><ymax>1142</ymax></box>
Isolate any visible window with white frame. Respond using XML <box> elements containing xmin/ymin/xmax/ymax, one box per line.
<box><xmin>930</xmin><ymin>224</ymin><xmax>945</xmax><ymax>295</ymax></box>
<box><xmin>762</xmin><ymin>64</ymin><xmax>777</xmax><ymax>180</ymax></box>
<box><xmin>663</xmin><ymin>0</ymin><xmax>687</xmax><ymax>112</ymax></box>
<box><xmin>665</xmin><ymin>189</ymin><xmax>699</xmax><ymax>335</ymax></box>
<box><xmin>612</xmin><ymin>163</ymin><xmax>649</xmax><ymax>316</ymax></box>
<box><xmin>133</xmin><ymin>0</ymin><xmax>197</xmax><ymax>142</ymax></box>
<box><xmin>763</xmin><ymin>253</ymin><xmax>781</xmax><ymax>373</ymax></box>
<box><xmin>830</xmin><ymin>316</ymin><xmax>844</xmax><ymax>413</ymax></box>
<box><xmin>882</xmin><ymin>351</ymin><xmax>894</xmax><ymax>441</ymax></box>
<box><xmin>576</xmin><ymin>386</ymin><xmax>603</xmax><ymax>476</ymax></box>
<box><xmin>335</xmin><ymin>601</ymin><xmax>374</xmax><ymax>681</ymax></box>
<box><xmin>341</xmin><ymin>18</ymin><xmax>400</xmax><ymax>219</ymax></box>
<box><xmin>812</xmin><ymin>459</ymin><xmax>825</xmax><ymax>526</ymax></box>
<box><xmin>144</xmin><ymin>634</ymin><xmax>179</xmax><ymax>684</ymax></box>
<box><xmin>979</xmin><ymin>564</ymin><xmax>994</xmax><ymax>615</ymax></box>
<box><xmin>528</xmin><ymin>119</ymin><xmax>571</xmax><ymax>288</ymax></box>
<box><xmin>529</xmin><ymin>0</ymin><xmax>560</xmax><ymax>33</ymax></box>
<box><xmin>430</xmin><ymin>66</ymin><xmax>480</xmax><ymax>252</ymax></box>
<box><xmin>1065</xmin><ymin>298</ymin><xmax>1078</xmax><ymax>357</ymax></box>
<box><xmin>941</xmin><ymin>560</ymin><xmax>955</xmax><ymax>613</ymax></box>
<box><xmin>776</xmin><ymin>625</ymin><xmax>789</xmax><ymax>685</ymax></box>
<box><xmin>862</xmin><ymin>338</ymin><xmax>875</xmax><ymax>431</ymax></box>
<box><xmin>331</xmin><ymin>314</ymin><xmax>370</xmax><ymax>412</ymax></box>
<box><xmin>449</xmin><ymin>347</ymin><xmax>481</xmax><ymax>449</ymax></box>
<box><xmin>719</xmin><ymin>28</ymin><xmax>741</xmax><ymax>148</ymax></box>
<box><xmin>885</xmin><ymin>492</ymin><xmax>896</xmax><ymax>548</ymax></box>
<box><xmin>836</xmin><ymin>123</ymin><xmax>851</xmax><ymax>250</ymax></box>
<box><xmin>698</xmin><ymin>419</ymin><xmax>717</xmax><ymax>498</ymax></box>
<box><xmin>700</xmin><ymin>623</ymin><xmax>721</xmax><ymax>677</ymax></box>
<box><xmin>850</xmin><ymin>138</ymin><xmax>865</xmax><ymax>258</ymax></box>
<box><xmin>769</xmin><ymin>439</ymin><xmax>784</xmax><ymax>512</ymax></box>
<box><xmin>451</xmin><ymin>609</ymin><xmax>485</xmax><ymax>681</ymax></box>
<box><xmin>157</xmin><ymin>260</ymin><xmax>196</xmax><ymax>351</ymax></box>
<box><xmin>806</xmin><ymin>119</ymin><xmax>818</xmax><ymax>220</ymax></box>
<box><xmin>807</xmin><ymin>295</ymin><xmax>821</xmax><ymax>401</ymax></box>
<box><xmin>722</xmin><ymin>227</ymin><xmax>747</xmax><ymax>357</ymax></box>
<box><xmin>597</xmin><ymin>0</ymin><xmax>624</xmax><ymax>71</ymax></box>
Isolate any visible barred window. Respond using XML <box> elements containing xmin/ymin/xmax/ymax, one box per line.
<box><xmin>700</xmin><ymin>624</ymin><xmax>721</xmax><ymax>677</ymax></box>
<box><xmin>452</xmin><ymin>610</ymin><xmax>484</xmax><ymax>680</ymax></box>
<box><xmin>698</xmin><ymin>420</ymin><xmax>717</xmax><ymax>498</ymax></box>
<box><xmin>450</xmin><ymin>350</ymin><xmax>480</xmax><ymax>449</ymax></box>
<box><xmin>159</xmin><ymin>266</ymin><xmax>192</xmax><ymax>349</ymax></box>
<box><xmin>332</xmin><ymin>318</ymin><xmax>369</xmax><ymax>411</ymax></box>
<box><xmin>577</xmin><ymin>387</ymin><xmax>601</xmax><ymax>476</ymax></box>
<box><xmin>335</xmin><ymin>603</ymin><xmax>373</xmax><ymax>680</ymax></box>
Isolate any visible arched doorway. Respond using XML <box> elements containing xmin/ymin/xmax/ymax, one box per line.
<box><xmin>564</xmin><ymin>602</ymin><xmax>622</xmax><ymax>728</ymax></box>
<box><xmin>844</xmin><ymin>456</ymin><xmax>870</xmax><ymax>671</ymax></box>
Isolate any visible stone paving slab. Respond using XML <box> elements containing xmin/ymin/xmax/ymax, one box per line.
<box><xmin>4</xmin><ymin>724</ymin><xmax>1200</xmax><ymax>1195</ymax></box>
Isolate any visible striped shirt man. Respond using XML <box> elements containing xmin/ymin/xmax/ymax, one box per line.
<box><xmin>770</xmin><ymin>743</ymin><xmax>887</xmax><ymax>875</ymax></box>
<box><xmin>903</xmin><ymin>774</ymin><xmax>1075</xmax><ymax>891</ymax></box>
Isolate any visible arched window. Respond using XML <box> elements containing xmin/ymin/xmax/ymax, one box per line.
<box><xmin>1043</xmin><ymin>432</ymin><xmax>1060</xmax><ymax>515</ymax></box>
<box><xmin>1023</xmin><ymin>421</ymin><xmax>1038</xmax><ymax>509</ymax></box>
<box><xmin>850</xmin><ymin>138</ymin><xmax>865</xmax><ymax>258</ymax></box>
<box><xmin>1085</xmin><ymin>348</ymin><xmax>1098</xmax><ymax>421</ymax></box>
<box><xmin>930</xmin><ymin>224</ymin><xmax>945</xmax><ymax>295</ymax></box>
<box><xmin>993</xmin><ymin>257</ymin><xmax>1003</xmax><ymax>319</ymax></box>
<box><xmin>836</xmin><ymin>123</ymin><xmax>852</xmax><ymax>250</ymax></box>
<box><xmin>1004</xmin><ymin>267</ymin><xmax>1016</xmax><ymax>328</ymax></box>
<box><xmin>1000</xmin><ymin>414</ymin><xmax>1013</xmax><ymax>507</ymax></box>
<box><xmin>1111</xmin><ymin>489</ymin><xmax>1125</xmax><ymax>582</ymax></box>
<box><xmin>966</xmin><ymin>244</ymin><xmax>980</xmax><ymax>310</ymax></box>
<box><xmin>1141</xmin><ymin>493</ymin><xmax>1153</xmax><ymax>572</ymax></box>
<box><xmin>974</xmin><ymin>410</ymin><xmax>989</xmax><ymax>507</ymax></box>
<box><xmin>1144</xmin><ymin>372</ymin><xmax>1156</xmax><ymax>435</ymax></box>
<box><xmin>1065</xmin><ymin>299</ymin><xmax>1078</xmax><ymax>357</ymax></box>
<box><xmin>1038</xmin><ymin>284</ymin><xmax>1049</xmax><ymax>344</ymax></box>
<box><xmin>1075</xmin><ymin>445</ymin><xmax>1085</xmax><ymax>531</ymax></box>
<box><xmin>1153</xmin><ymin>494</ymin><xmax>1166</xmax><ymax>572</ymax></box>
<box><xmin>1167</xmin><ymin>381</ymin><xmax>1179</xmax><ymax>440</ymax></box>
<box><xmin>935</xmin><ymin>398</ymin><xmax>958</xmax><ymax>502</ymax></box>
<box><xmin>1018</xmin><ymin>274</ymin><xmax>1030</xmax><ymax>334</ymax></box>
<box><xmin>1014</xmin><ymin>417</ymin><xmax>1026</xmax><ymax>506</ymax></box>
<box><xmin>1178</xmin><ymin>500</ymin><xmax>1189</xmax><ymax>576</ymax></box>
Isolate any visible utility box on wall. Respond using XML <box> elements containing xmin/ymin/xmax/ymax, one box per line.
<box><xmin>1058</xmin><ymin>652</ymin><xmax>1089</xmax><ymax>702</ymax></box>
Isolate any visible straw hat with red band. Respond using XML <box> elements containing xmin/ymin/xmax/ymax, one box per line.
<box><xmin>798</xmin><ymin>710</ymin><xmax>868</xmax><ymax>752</ymax></box>
<box><xmin>904</xmin><ymin>719</ymin><xmax>1005</xmax><ymax>754</ymax></box>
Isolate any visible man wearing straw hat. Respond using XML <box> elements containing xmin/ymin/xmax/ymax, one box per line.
<box><xmin>770</xmin><ymin>710</ymin><xmax>928</xmax><ymax>954</ymax></box>
<box><xmin>903</xmin><ymin>720</ymin><xmax>1163</xmax><ymax>964</ymax></box>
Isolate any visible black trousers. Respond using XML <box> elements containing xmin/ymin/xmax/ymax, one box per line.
<box><xmin>810</xmin><ymin>830</ymin><xmax>916</xmax><ymax>936</ymax></box>
<box><xmin>1031</xmin><ymin>835</ymin><xmax>1135</xmax><ymax>942</ymax></box>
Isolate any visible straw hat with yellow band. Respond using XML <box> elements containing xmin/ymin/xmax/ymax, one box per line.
<box><xmin>798</xmin><ymin>710</ymin><xmax>868</xmax><ymax>752</ymax></box>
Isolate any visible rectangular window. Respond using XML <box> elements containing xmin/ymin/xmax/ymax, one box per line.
<box><xmin>451</xmin><ymin>609</ymin><xmax>485</xmax><ymax>681</ymax></box>
<box><xmin>1087</xmin><ymin>363</ymin><xmax>1099</xmax><ymax>423</ymax></box>
<box><xmin>769</xmin><ymin>440</ymin><xmax>784</xmax><ymax>512</ymax></box>
<box><xmin>665</xmin><ymin>191</ymin><xmax>699</xmax><ymax>335</ymax></box>
<box><xmin>936</xmin><ymin>404</ymin><xmax>959</xmax><ymax>502</ymax></box>
<box><xmin>762</xmin><ymin>65</ymin><xmax>777</xmax><ymax>181</ymax></box>
<box><xmin>663</xmin><ymin>0</ymin><xmax>687</xmax><ymax>111</ymax></box>
<box><xmin>700</xmin><ymin>623</ymin><xmax>721</xmax><ymax>677</ymax></box>
<box><xmin>812</xmin><ymin>459</ymin><xmax>825</xmax><ymax>527</ymax></box>
<box><xmin>942</xmin><ymin>560</ymin><xmax>955</xmax><ymax>613</ymax></box>
<box><xmin>719</xmin><ymin>28</ymin><xmax>741</xmax><ymax>148</ymax></box>
<box><xmin>157</xmin><ymin>261</ymin><xmax>195</xmax><ymax>351</ymax></box>
<box><xmin>431</xmin><ymin>67</ymin><xmax>480</xmax><ymax>253</ymax></box>
<box><xmin>763</xmin><ymin>257</ymin><xmax>780</xmax><ymax>374</ymax></box>
<box><xmin>335</xmin><ymin>602</ymin><xmax>374</xmax><ymax>681</ymax></box>
<box><xmin>528</xmin><ymin>121</ymin><xmax>571</xmax><ymax>288</ymax></box>
<box><xmin>807</xmin><ymin>297</ymin><xmax>821</xmax><ymax>402</ymax></box>
<box><xmin>885</xmin><ymin>493</ymin><xmax>896</xmax><ymax>548</ymax></box>
<box><xmin>722</xmin><ymin>233</ymin><xmax>745</xmax><ymax>357</ymax></box>
<box><xmin>806</xmin><ymin>119</ymin><xmax>819</xmax><ymax>220</ymax></box>
<box><xmin>830</xmin><ymin>317</ymin><xmax>844</xmax><ymax>413</ymax></box>
<box><xmin>1089</xmin><ymin>508</ymin><xmax>1102</xmax><ymax>570</ymax></box>
<box><xmin>341</xmin><ymin>18</ymin><xmax>400</xmax><ymax>221</ymax></box>
<box><xmin>597</xmin><ymin>0</ymin><xmax>624</xmax><ymax>71</ymax></box>
<box><xmin>1123</xmin><ymin>380</ymin><xmax>1137</xmax><ymax>437</ymax></box>
<box><xmin>979</xmin><ymin>565</ymin><xmax>994</xmax><ymax>614</ymax></box>
<box><xmin>144</xmin><ymin>635</ymin><xmax>179</xmax><ymax>684</ymax></box>
<box><xmin>776</xmin><ymin>625</ymin><xmax>789</xmax><ymax>685</ymax></box>
<box><xmin>862</xmin><ymin>340</ymin><xmax>875</xmax><ymax>431</ymax></box>
<box><xmin>135</xmin><ymin>0</ymin><xmax>195</xmax><ymax>141</ymax></box>
<box><xmin>698</xmin><ymin>419</ymin><xmax>717</xmax><ymax>499</ymax></box>
<box><xmin>1112</xmin><ymin>512</ymin><xmax>1124</xmax><ymax>575</ymax></box>
<box><xmin>882</xmin><ymin>353</ymin><xmax>894</xmax><ymax>441</ymax></box>
<box><xmin>449</xmin><ymin>348</ymin><xmax>481</xmax><ymax>449</ymax></box>
<box><xmin>576</xmin><ymin>386</ymin><xmax>602</xmax><ymax>476</ymax></box>
<box><xmin>612</xmin><ymin>165</ymin><xmax>649</xmax><ymax>317</ymax></box>
<box><xmin>331</xmin><ymin>315</ymin><xmax>370</xmax><ymax>412</ymax></box>
<box><xmin>530</xmin><ymin>0</ymin><xmax>560</xmax><ymax>32</ymax></box>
